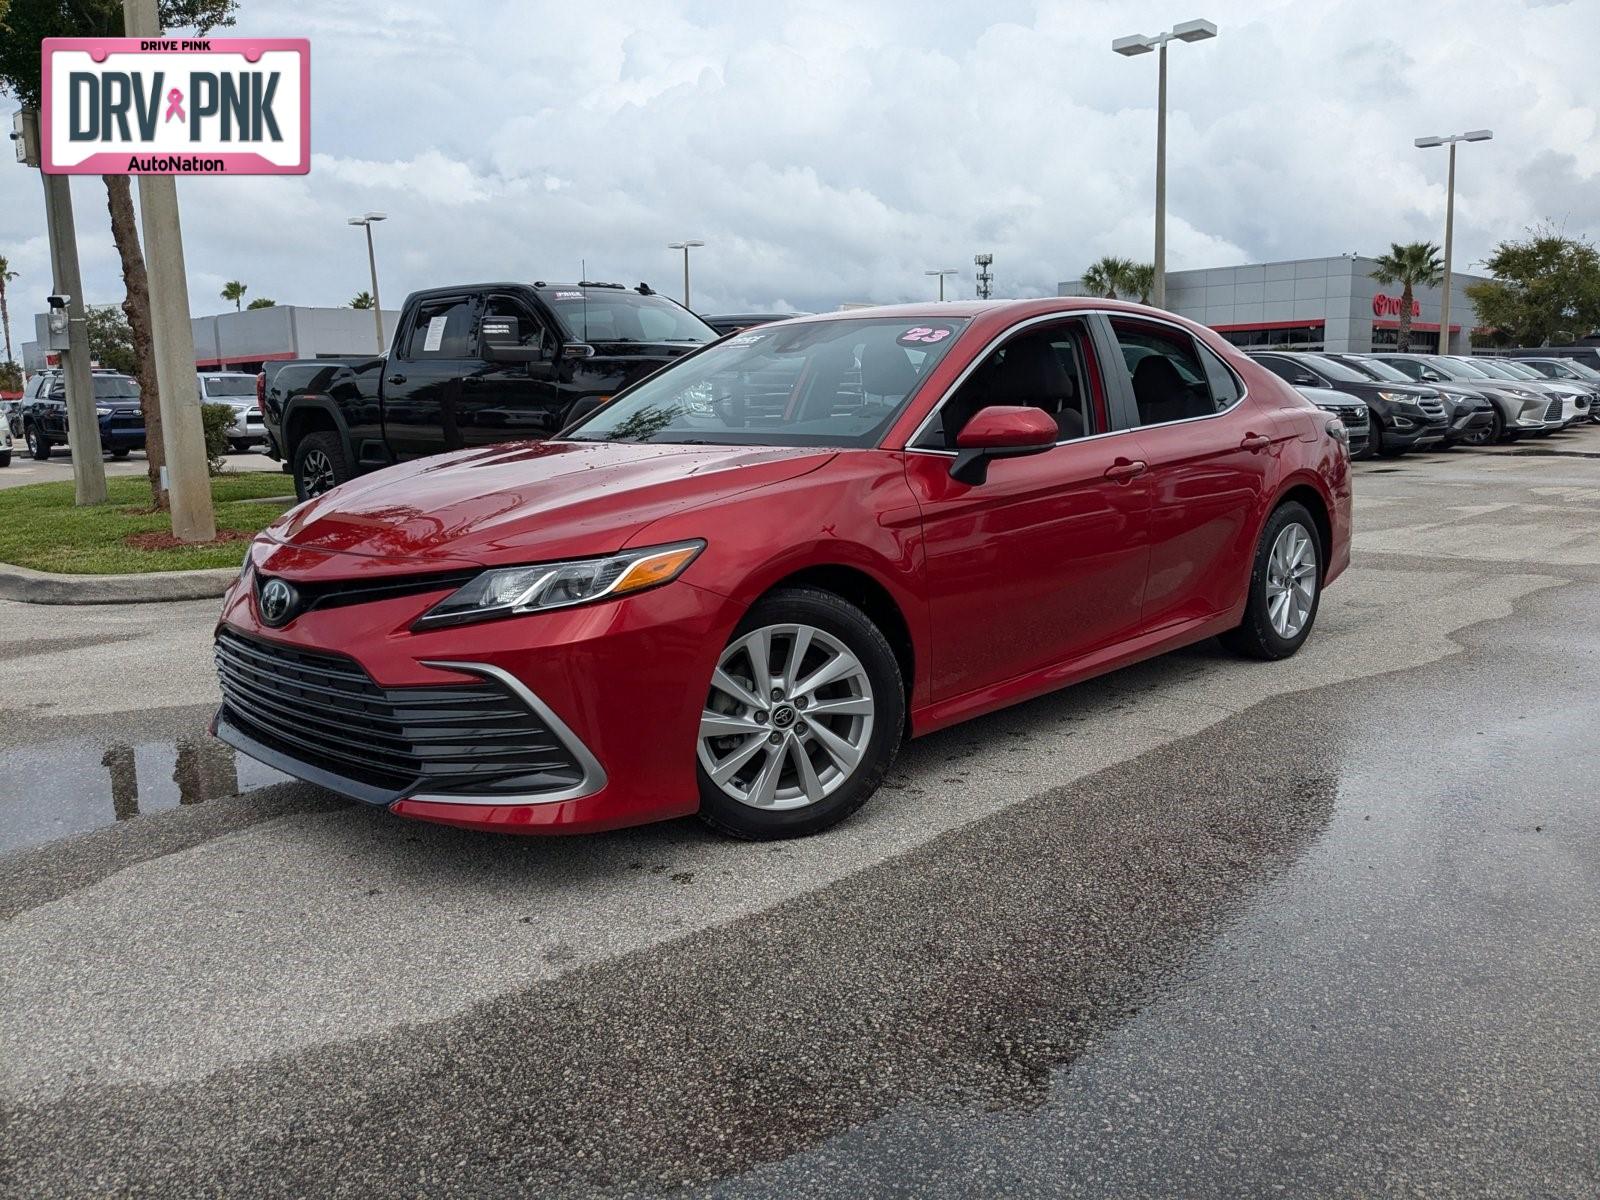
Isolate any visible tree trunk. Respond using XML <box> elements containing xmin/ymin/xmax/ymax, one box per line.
<box><xmin>0</xmin><ymin>280</ymin><xmax>13</xmax><ymax>366</ymax></box>
<box><xmin>1397</xmin><ymin>283</ymin><xmax>1414</xmax><ymax>353</ymax></box>
<box><xmin>103</xmin><ymin>175</ymin><xmax>167</xmax><ymax>510</ymax></box>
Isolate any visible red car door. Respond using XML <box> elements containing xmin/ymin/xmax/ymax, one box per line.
<box><xmin>902</xmin><ymin>317</ymin><xmax>1153</xmax><ymax>702</ymax></box>
<box><xmin>1103</xmin><ymin>315</ymin><xmax>1279</xmax><ymax>629</ymax></box>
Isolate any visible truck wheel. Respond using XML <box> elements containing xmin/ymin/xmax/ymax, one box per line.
<box><xmin>293</xmin><ymin>431</ymin><xmax>351</xmax><ymax>500</ymax></box>
<box><xmin>25</xmin><ymin>424</ymin><xmax>51</xmax><ymax>461</ymax></box>
<box><xmin>0</xmin><ymin>452</ymin><xmax>11</xmax><ymax>468</ymax></box>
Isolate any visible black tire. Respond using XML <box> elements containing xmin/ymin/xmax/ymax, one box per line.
<box><xmin>25</xmin><ymin>424</ymin><xmax>50</xmax><ymax>461</ymax></box>
<box><xmin>1221</xmin><ymin>501</ymin><xmax>1323</xmax><ymax>661</ymax></box>
<box><xmin>230</xmin><ymin>440</ymin><xmax>248</xmax><ymax>455</ymax></box>
<box><xmin>110</xmin><ymin>447</ymin><xmax>130</xmax><ymax>460</ymax></box>
<box><xmin>0</xmin><ymin>452</ymin><xmax>10</xmax><ymax>468</ymax></box>
<box><xmin>1372</xmin><ymin>420</ymin><xmax>1405</xmax><ymax>458</ymax></box>
<box><xmin>1484</xmin><ymin>406</ymin><xmax>1507</xmax><ymax>445</ymax></box>
<box><xmin>696</xmin><ymin>586</ymin><xmax>905</xmax><ymax>840</ymax></box>
<box><xmin>292</xmin><ymin>430</ymin><xmax>352</xmax><ymax>500</ymax></box>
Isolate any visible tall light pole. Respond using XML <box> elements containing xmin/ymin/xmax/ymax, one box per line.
<box><xmin>668</xmin><ymin>240</ymin><xmax>705</xmax><ymax>308</ymax></box>
<box><xmin>1415</xmin><ymin>129</ymin><xmax>1492</xmax><ymax>354</ymax></box>
<box><xmin>1112</xmin><ymin>18</ymin><xmax>1217</xmax><ymax>310</ymax></box>
<box><xmin>974</xmin><ymin>253</ymin><xmax>995</xmax><ymax>300</ymax></box>
<box><xmin>925</xmin><ymin>269</ymin><xmax>958</xmax><ymax>301</ymax></box>
<box><xmin>348</xmin><ymin>212</ymin><xmax>388</xmax><ymax>352</ymax></box>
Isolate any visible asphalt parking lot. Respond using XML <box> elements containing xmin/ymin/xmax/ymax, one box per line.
<box><xmin>3</xmin><ymin>432</ymin><xmax>1599</xmax><ymax>1196</ymax></box>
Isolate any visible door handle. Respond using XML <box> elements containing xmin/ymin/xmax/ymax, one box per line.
<box><xmin>1103</xmin><ymin>458</ymin><xmax>1148</xmax><ymax>482</ymax></box>
<box><xmin>1240</xmin><ymin>433</ymin><xmax>1271</xmax><ymax>452</ymax></box>
<box><xmin>387</xmin><ymin>374</ymin><xmax>407</xmax><ymax>385</ymax></box>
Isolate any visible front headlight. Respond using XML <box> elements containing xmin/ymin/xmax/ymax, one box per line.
<box><xmin>413</xmin><ymin>540</ymin><xmax>705</xmax><ymax>630</ymax></box>
<box><xmin>1375</xmin><ymin>391</ymin><xmax>1414</xmax><ymax>404</ymax></box>
<box><xmin>95</xmin><ymin>405</ymin><xmax>114</xmax><ymax>416</ymax></box>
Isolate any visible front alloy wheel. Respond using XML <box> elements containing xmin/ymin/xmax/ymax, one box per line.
<box><xmin>696</xmin><ymin>587</ymin><xmax>903</xmax><ymax>839</ymax></box>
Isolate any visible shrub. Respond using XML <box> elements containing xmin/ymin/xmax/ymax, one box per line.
<box><xmin>200</xmin><ymin>402</ymin><xmax>235</xmax><ymax>475</ymax></box>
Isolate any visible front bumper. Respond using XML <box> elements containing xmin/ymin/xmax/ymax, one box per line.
<box><xmin>214</xmin><ymin>542</ymin><xmax>744</xmax><ymax>834</ymax></box>
<box><xmin>1445</xmin><ymin>408</ymin><xmax>1495</xmax><ymax>442</ymax></box>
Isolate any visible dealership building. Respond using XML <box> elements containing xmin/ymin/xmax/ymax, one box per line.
<box><xmin>21</xmin><ymin>303</ymin><xmax>400</xmax><ymax>376</ymax></box>
<box><xmin>1060</xmin><ymin>254</ymin><xmax>1490</xmax><ymax>354</ymax></box>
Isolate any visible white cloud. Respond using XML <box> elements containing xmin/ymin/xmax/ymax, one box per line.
<box><xmin>1</xmin><ymin>0</ymin><xmax>1596</xmax><ymax>332</ymax></box>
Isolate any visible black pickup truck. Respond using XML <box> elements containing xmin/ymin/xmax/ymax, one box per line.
<box><xmin>264</xmin><ymin>280</ymin><xmax>716</xmax><ymax>498</ymax></box>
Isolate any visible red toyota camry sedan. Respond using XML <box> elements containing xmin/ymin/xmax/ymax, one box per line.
<box><xmin>213</xmin><ymin>298</ymin><xmax>1351</xmax><ymax>839</ymax></box>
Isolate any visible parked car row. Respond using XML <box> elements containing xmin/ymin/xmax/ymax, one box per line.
<box><xmin>1247</xmin><ymin>350</ymin><xmax>1599</xmax><ymax>459</ymax></box>
<box><xmin>11</xmin><ymin>368</ymin><xmax>269</xmax><ymax>462</ymax></box>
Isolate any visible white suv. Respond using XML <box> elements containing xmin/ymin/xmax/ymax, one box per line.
<box><xmin>196</xmin><ymin>373</ymin><xmax>265</xmax><ymax>452</ymax></box>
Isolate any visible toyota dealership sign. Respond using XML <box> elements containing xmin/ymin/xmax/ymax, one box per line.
<box><xmin>40</xmin><ymin>37</ymin><xmax>309</xmax><ymax>175</ymax></box>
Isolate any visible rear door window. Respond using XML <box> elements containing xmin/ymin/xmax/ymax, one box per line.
<box><xmin>1111</xmin><ymin>319</ymin><xmax>1230</xmax><ymax>426</ymax></box>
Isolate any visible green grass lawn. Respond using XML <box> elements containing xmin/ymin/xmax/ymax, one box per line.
<box><xmin>0</xmin><ymin>472</ymin><xmax>296</xmax><ymax>574</ymax></box>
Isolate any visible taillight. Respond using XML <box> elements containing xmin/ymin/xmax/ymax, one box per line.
<box><xmin>256</xmin><ymin>372</ymin><xmax>266</xmax><ymax>404</ymax></box>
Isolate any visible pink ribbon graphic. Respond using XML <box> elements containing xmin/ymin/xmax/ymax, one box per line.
<box><xmin>164</xmin><ymin>88</ymin><xmax>185</xmax><ymax>123</ymax></box>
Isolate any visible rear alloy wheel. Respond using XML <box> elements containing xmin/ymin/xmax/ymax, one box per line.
<box><xmin>1222</xmin><ymin>501</ymin><xmax>1322</xmax><ymax>661</ymax></box>
<box><xmin>25</xmin><ymin>425</ymin><xmax>50</xmax><ymax>461</ymax></box>
<box><xmin>292</xmin><ymin>431</ymin><xmax>351</xmax><ymax>500</ymax></box>
<box><xmin>697</xmin><ymin>587</ymin><xmax>903</xmax><ymax>839</ymax></box>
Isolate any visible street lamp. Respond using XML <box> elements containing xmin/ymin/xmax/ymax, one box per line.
<box><xmin>347</xmin><ymin>212</ymin><xmax>387</xmax><ymax>352</ymax></box>
<box><xmin>1414</xmin><ymin>129</ymin><xmax>1492</xmax><ymax>354</ymax></box>
<box><xmin>667</xmin><ymin>240</ymin><xmax>705</xmax><ymax>307</ymax></box>
<box><xmin>1112</xmin><ymin>17</ymin><xmax>1217</xmax><ymax>310</ymax></box>
<box><xmin>925</xmin><ymin>269</ymin><xmax>958</xmax><ymax>301</ymax></box>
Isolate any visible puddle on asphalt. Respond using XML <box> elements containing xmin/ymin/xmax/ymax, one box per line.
<box><xmin>0</xmin><ymin>734</ymin><xmax>289</xmax><ymax>854</ymax></box>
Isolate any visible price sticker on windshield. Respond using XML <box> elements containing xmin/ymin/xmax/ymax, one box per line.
<box><xmin>899</xmin><ymin>325</ymin><xmax>953</xmax><ymax>345</ymax></box>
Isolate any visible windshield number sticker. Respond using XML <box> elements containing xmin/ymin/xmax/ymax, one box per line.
<box><xmin>553</xmin><ymin>291</ymin><xmax>585</xmax><ymax>300</ymax></box>
<box><xmin>900</xmin><ymin>326</ymin><xmax>952</xmax><ymax>345</ymax></box>
<box><xmin>422</xmin><ymin>314</ymin><xmax>448</xmax><ymax>353</ymax></box>
<box><xmin>727</xmin><ymin>333</ymin><xmax>764</xmax><ymax>347</ymax></box>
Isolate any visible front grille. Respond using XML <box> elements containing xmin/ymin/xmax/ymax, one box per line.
<box><xmin>107</xmin><ymin>415</ymin><xmax>143</xmax><ymax>431</ymax></box>
<box><xmin>1546</xmin><ymin>399</ymin><xmax>1564</xmax><ymax>421</ymax></box>
<box><xmin>215</xmin><ymin>629</ymin><xmax>583</xmax><ymax>797</ymax></box>
<box><xmin>253</xmin><ymin>567</ymin><xmax>481</xmax><ymax>617</ymax></box>
<box><xmin>1418</xmin><ymin>398</ymin><xmax>1446</xmax><ymax>418</ymax></box>
<box><xmin>1340</xmin><ymin>407</ymin><xmax>1368</xmax><ymax>430</ymax></box>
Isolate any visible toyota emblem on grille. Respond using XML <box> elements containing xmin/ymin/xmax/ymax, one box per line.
<box><xmin>258</xmin><ymin>578</ymin><xmax>299</xmax><ymax>627</ymax></box>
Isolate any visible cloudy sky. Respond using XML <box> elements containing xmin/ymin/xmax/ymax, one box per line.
<box><xmin>2</xmin><ymin>0</ymin><xmax>1596</xmax><ymax>335</ymax></box>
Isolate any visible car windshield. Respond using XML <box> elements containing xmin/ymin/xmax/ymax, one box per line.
<box><xmin>1564</xmin><ymin>360</ymin><xmax>1600</xmax><ymax>381</ymax></box>
<box><xmin>1298</xmin><ymin>354</ymin><xmax>1371</xmax><ymax>383</ymax></box>
<box><xmin>565</xmin><ymin>316</ymin><xmax>969</xmax><ymax>448</ymax></box>
<box><xmin>1462</xmin><ymin>359</ymin><xmax>1517</xmax><ymax>379</ymax></box>
<box><xmin>1341</xmin><ymin>356</ymin><xmax>1410</xmax><ymax>383</ymax></box>
<box><xmin>1439</xmin><ymin>358</ymin><xmax>1490</xmax><ymax>379</ymax></box>
<box><xmin>55</xmin><ymin>376</ymin><xmax>140</xmax><ymax>399</ymax></box>
<box><xmin>538</xmin><ymin>287</ymin><xmax>715</xmax><ymax>345</ymax></box>
<box><xmin>1496</xmin><ymin>361</ymin><xmax>1542</xmax><ymax>380</ymax></box>
<box><xmin>201</xmin><ymin>375</ymin><xmax>256</xmax><ymax>397</ymax></box>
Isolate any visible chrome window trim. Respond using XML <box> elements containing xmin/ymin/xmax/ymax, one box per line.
<box><xmin>901</xmin><ymin>307</ymin><xmax>1250</xmax><ymax>456</ymax></box>
<box><xmin>410</xmin><ymin>659</ymin><xmax>608</xmax><ymax>806</ymax></box>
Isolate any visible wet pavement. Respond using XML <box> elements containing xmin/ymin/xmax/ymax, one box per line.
<box><xmin>2</xmin><ymin>431</ymin><xmax>1600</xmax><ymax>1196</ymax></box>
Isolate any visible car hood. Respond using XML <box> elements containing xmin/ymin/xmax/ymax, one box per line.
<box><xmin>266</xmin><ymin>440</ymin><xmax>837</xmax><ymax>566</ymax></box>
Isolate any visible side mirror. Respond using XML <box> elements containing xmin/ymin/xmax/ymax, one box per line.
<box><xmin>950</xmin><ymin>406</ymin><xmax>1058</xmax><ymax>485</ymax></box>
<box><xmin>1293</xmin><ymin>372</ymin><xmax>1319</xmax><ymax>386</ymax></box>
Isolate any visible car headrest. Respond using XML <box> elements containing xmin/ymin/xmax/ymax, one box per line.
<box><xmin>985</xmin><ymin>339</ymin><xmax>1075</xmax><ymax>413</ymax></box>
<box><xmin>860</xmin><ymin>341</ymin><xmax>921</xmax><ymax>398</ymax></box>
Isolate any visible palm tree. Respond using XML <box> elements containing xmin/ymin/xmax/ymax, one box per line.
<box><xmin>1127</xmin><ymin>262</ymin><xmax>1156</xmax><ymax>305</ymax></box>
<box><xmin>1081</xmin><ymin>255</ymin><xmax>1137</xmax><ymax>300</ymax></box>
<box><xmin>0</xmin><ymin>254</ymin><xmax>16</xmax><ymax>366</ymax></box>
<box><xmin>247</xmin><ymin>297</ymin><xmax>276</xmax><ymax>309</ymax></box>
<box><xmin>221</xmin><ymin>280</ymin><xmax>248</xmax><ymax>311</ymax></box>
<box><xmin>1370</xmin><ymin>242</ymin><xmax>1443</xmax><ymax>352</ymax></box>
<box><xmin>350</xmin><ymin>291</ymin><xmax>374</xmax><ymax>310</ymax></box>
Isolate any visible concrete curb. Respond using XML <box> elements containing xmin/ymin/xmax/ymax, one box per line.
<box><xmin>0</xmin><ymin>561</ymin><xmax>237</xmax><ymax>604</ymax></box>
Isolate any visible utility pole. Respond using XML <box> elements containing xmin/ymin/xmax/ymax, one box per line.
<box><xmin>28</xmin><ymin>111</ymin><xmax>107</xmax><ymax>505</ymax></box>
<box><xmin>121</xmin><ymin>0</ymin><xmax>216</xmax><ymax>542</ymax></box>
<box><xmin>349</xmin><ymin>212</ymin><xmax>388</xmax><ymax>351</ymax></box>
<box><xmin>1415</xmin><ymin>130</ymin><xmax>1491</xmax><ymax>355</ymax></box>
<box><xmin>1113</xmin><ymin>18</ymin><xmax>1218</xmax><ymax>311</ymax></box>
<box><xmin>974</xmin><ymin>253</ymin><xmax>995</xmax><ymax>300</ymax></box>
<box><xmin>667</xmin><ymin>240</ymin><xmax>704</xmax><ymax>308</ymax></box>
